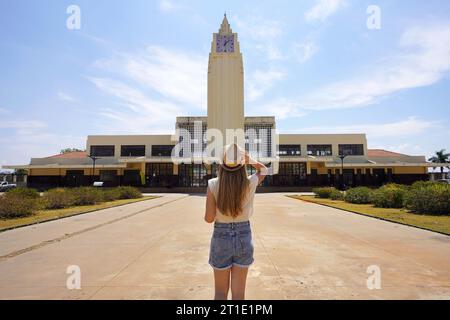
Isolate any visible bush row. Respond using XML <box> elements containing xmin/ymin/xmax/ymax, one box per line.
<box><xmin>312</xmin><ymin>182</ymin><xmax>450</xmax><ymax>215</ymax></box>
<box><xmin>0</xmin><ymin>186</ymin><xmax>143</xmax><ymax>218</ymax></box>
<box><xmin>312</xmin><ymin>187</ymin><xmax>345</xmax><ymax>200</ymax></box>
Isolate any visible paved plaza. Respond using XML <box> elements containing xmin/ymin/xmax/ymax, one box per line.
<box><xmin>0</xmin><ymin>193</ymin><xmax>449</xmax><ymax>300</ymax></box>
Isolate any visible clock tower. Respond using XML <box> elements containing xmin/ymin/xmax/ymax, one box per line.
<box><xmin>207</xmin><ymin>14</ymin><xmax>245</xmax><ymax>142</ymax></box>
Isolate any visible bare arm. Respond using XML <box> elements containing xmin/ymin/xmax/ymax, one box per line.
<box><xmin>244</xmin><ymin>151</ymin><xmax>268</xmax><ymax>184</ymax></box>
<box><xmin>204</xmin><ymin>187</ymin><xmax>216</xmax><ymax>223</ymax></box>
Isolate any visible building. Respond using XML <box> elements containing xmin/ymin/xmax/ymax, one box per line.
<box><xmin>3</xmin><ymin>15</ymin><xmax>438</xmax><ymax>191</ymax></box>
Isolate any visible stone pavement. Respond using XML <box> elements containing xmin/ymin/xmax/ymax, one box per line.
<box><xmin>0</xmin><ymin>193</ymin><xmax>449</xmax><ymax>299</ymax></box>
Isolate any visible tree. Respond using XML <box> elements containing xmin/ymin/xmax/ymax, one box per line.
<box><xmin>60</xmin><ymin>148</ymin><xmax>85</xmax><ymax>154</ymax></box>
<box><xmin>14</xmin><ymin>169</ymin><xmax>27</xmax><ymax>175</ymax></box>
<box><xmin>428</xmin><ymin>149</ymin><xmax>450</xmax><ymax>178</ymax></box>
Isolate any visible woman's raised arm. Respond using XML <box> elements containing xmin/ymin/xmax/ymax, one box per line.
<box><xmin>243</xmin><ymin>151</ymin><xmax>268</xmax><ymax>184</ymax></box>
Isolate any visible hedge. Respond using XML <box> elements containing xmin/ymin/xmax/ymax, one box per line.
<box><xmin>6</xmin><ymin>187</ymin><xmax>40</xmax><ymax>199</ymax></box>
<box><xmin>0</xmin><ymin>186</ymin><xmax>143</xmax><ymax>219</ymax></box>
<box><xmin>330</xmin><ymin>189</ymin><xmax>344</xmax><ymax>200</ymax></box>
<box><xmin>0</xmin><ymin>194</ymin><xmax>38</xmax><ymax>218</ymax></box>
<box><xmin>405</xmin><ymin>183</ymin><xmax>450</xmax><ymax>215</ymax></box>
<box><xmin>371</xmin><ymin>184</ymin><xmax>407</xmax><ymax>208</ymax></box>
<box><xmin>312</xmin><ymin>187</ymin><xmax>335</xmax><ymax>199</ymax></box>
<box><xmin>68</xmin><ymin>187</ymin><xmax>104</xmax><ymax>206</ymax></box>
<box><xmin>42</xmin><ymin>188</ymin><xmax>74</xmax><ymax>209</ymax></box>
<box><xmin>115</xmin><ymin>186</ymin><xmax>143</xmax><ymax>199</ymax></box>
<box><xmin>344</xmin><ymin>187</ymin><xmax>373</xmax><ymax>204</ymax></box>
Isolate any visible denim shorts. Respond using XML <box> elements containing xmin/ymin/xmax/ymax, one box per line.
<box><xmin>209</xmin><ymin>221</ymin><xmax>254</xmax><ymax>270</ymax></box>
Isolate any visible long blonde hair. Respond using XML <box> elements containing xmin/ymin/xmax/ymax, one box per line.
<box><xmin>216</xmin><ymin>144</ymin><xmax>250</xmax><ymax>217</ymax></box>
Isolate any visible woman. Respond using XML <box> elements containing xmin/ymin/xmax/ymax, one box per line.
<box><xmin>204</xmin><ymin>144</ymin><xmax>267</xmax><ymax>300</ymax></box>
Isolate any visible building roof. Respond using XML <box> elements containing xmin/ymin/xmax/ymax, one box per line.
<box><xmin>47</xmin><ymin>151</ymin><xmax>87</xmax><ymax>159</ymax></box>
<box><xmin>367</xmin><ymin>149</ymin><xmax>408</xmax><ymax>157</ymax></box>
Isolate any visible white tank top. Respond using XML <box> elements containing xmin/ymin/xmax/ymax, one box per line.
<box><xmin>208</xmin><ymin>174</ymin><xmax>260</xmax><ymax>223</ymax></box>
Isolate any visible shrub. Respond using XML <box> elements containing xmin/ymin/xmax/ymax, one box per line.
<box><xmin>42</xmin><ymin>188</ymin><xmax>74</xmax><ymax>209</ymax></box>
<box><xmin>330</xmin><ymin>189</ymin><xmax>344</xmax><ymax>200</ymax></box>
<box><xmin>0</xmin><ymin>194</ymin><xmax>37</xmax><ymax>218</ymax></box>
<box><xmin>344</xmin><ymin>187</ymin><xmax>373</xmax><ymax>204</ymax></box>
<box><xmin>115</xmin><ymin>186</ymin><xmax>142</xmax><ymax>199</ymax></box>
<box><xmin>312</xmin><ymin>187</ymin><xmax>335</xmax><ymax>199</ymax></box>
<box><xmin>101</xmin><ymin>188</ymin><xmax>121</xmax><ymax>202</ymax></box>
<box><xmin>410</xmin><ymin>180</ymin><xmax>437</xmax><ymax>189</ymax></box>
<box><xmin>68</xmin><ymin>187</ymin><xmax>104</xmax><ymax>206</ymax></box>
<box><xmin>372</xmin><ymin>184</ymin><xmax>407</xmax><ymax>208</ymax></box>
<box><xmin>405</xmin><ymin>183</ymin><xmax>450</xmax><ymax>215</ymax></box>
<box><xmin>5</xmin><ymin>187</ymin><xmax>40</xmax><ymax>200</ymax></box>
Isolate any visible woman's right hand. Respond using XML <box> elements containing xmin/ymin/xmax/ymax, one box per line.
<box><xmin>242</xmin><ymin>150</ymin><xmax>251</xmax><ymax>164</ymax></box>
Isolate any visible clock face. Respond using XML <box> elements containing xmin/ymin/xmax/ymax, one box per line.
<box><xmin>216</xmin><ymin>35</ymin><xmax>234</xmax><ymax>53</ymax></box>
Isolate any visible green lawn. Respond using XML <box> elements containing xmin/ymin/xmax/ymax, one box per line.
<box><xmin>288</xmin><ymin>195</ymin><xmax>450</xmax><ymax>235</ymax></box>
<box><xmin>0</xmin><ymin>196</ymin><xmax>158</xmax><ymax>232</ymax></box>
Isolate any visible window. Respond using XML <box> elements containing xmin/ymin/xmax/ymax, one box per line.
<box><xmin>100</xmin><ymin>170</ymin><xmax>117</xmax><ymax>182</ymax></box>
<box><xmin>90</xmin><ymin>145</ymin><xmax>114</xmax><ymax>157</ymax></box>
<box><xmin>121</xmin><ymin>145</ymin><xmax>145</xmax><ymax>157</ymax></box>
<box><xmin>338</xmin><ymin>144</ymin><xmax>364</xmax><ymax>156</ymax></box>
<box><xmin>307</xmin><ymin>145</ymin><xmax>332</xmax><ymax>156</ymax></box>
<box><xmin>277</xmin><ymin>145</ymin><xmax>301</xmax><ymax>157</ymax></box>
<box><xmin>151</xmin><ymin>145</ymin><xmax>174</xmax><ymax>157</ymax></box>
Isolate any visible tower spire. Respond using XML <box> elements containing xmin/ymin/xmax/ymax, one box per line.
<box><xmin>219</xmin><ymin>13</ymin><xmax>232</xmax><ymax>34</ymax></box>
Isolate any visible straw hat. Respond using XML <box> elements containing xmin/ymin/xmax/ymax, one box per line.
<box><xmin>221</xmin><ymin>144</ymin><xmax>245</xmax><ymax>172</ymax></box>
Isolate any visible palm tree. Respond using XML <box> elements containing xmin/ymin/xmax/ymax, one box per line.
<box><xmin>428</xmin><ymin>149</ymin><xmax>450</xmax><ymax>178</ymax></box>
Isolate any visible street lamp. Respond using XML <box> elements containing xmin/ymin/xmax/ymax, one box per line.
<box><xmin>88</xmin><ymin>155</ymin><xmax>101</xmax><ymax>185</ymax></box>
<box><xmin>338</xmin><ymin>154</ymin><xmax>348</xmax><ymax>190</ymax></box>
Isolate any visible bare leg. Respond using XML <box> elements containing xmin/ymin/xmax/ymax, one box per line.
<box><xmin>230</xmin><ymin>265</ymin><xmax>249</xmax><ymax>300</ymax></box>
<box><xmin>213</xmin><ymin>268</ymin><xmax>231</xmax><ymax>300</ymax></box>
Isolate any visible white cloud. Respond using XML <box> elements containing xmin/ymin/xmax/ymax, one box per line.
<box><xmin>289</xmin><ymin>22</ymin><xmax>450</xmax><ymax>111</ymax></box>
<box><xmin>232</xmin><ymin>15</ymin><xmax>284</xmax><ymax>61</ymax></box>
<box><xmin>88</xmin><ymin>77</ymin><xmax>182</xmax><ymax>134</ymax></box>
<box><xmin>0</xmin><ymin>107</ymin><xmax>10</xmax><ymax>115</ymax></box>
<box><xmin>246</xmin><ymin>68</ymin><xmax>286</xmax><ymax>102</ymax></box>
<box><xmin>0</xmin><ymin>120</ymin><xmax>46</xmax><ymax>130</ymax></box>
<box><xmin>255</xmin><ymin>43</ymin><xmax>284</xmax><ymax>60</ymax></box>
<box><xmin>305</xmin><ymin>0</ymin><xmax>347</xmax><ymax>23</ymax></box>
<box><xmin>57</xmin><ymin>92</ymin><xmax>75</xmax><ymax>102</ymax></box>
<box><xmin>250</xmin><ymin>98</ymin><xmax>307</xmax><ymax>119</ymax></box>
<box><xmin>292</xmin><ymin>40</ymin><xmax>319</xmax><ymax>63</ymax></box>
<box><xmin>1</xmin><ymin>132</ymin><xmax>85</xmax><ymax>165</ymax></box>
<box><xmin>0</xmin><ymin>119</ymin><xmax>84</xmax><ymax>165</ymax></box>
<box><xmin>94</xmin><ymin>46</ymin><xmax>207</xmax><ymax>109</ymax></box>
<box><xmin>233</xmin><ymin>15</ymin><xmax>283</xmax><ymax>41</ymax></box>
<box><xmin>290</xmin><ymin>117</ymin><xmax>436</xmax><ymax>138</ymax></box>
<box><xmin>371</xmin><ymin>143</ymin><xmax>426</xmax><ymax>156</ymax></box>
<box><xmin>158</xmin><ymin>0</ymin><xmax>180</xmax><ymax>12</ymax></box>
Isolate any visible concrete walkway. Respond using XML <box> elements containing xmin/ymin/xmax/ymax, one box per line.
<box><xmin>0</xmin><ymin>194</ymin><xmax>449</xmax><ymax>300</ymax></box>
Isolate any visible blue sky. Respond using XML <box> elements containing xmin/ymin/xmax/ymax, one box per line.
<box><xmin>0</xmin><ymin>0</ymin><xmax>449</xmax><ymax>165</ymax></box>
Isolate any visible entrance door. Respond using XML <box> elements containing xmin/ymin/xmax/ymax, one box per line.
<box><xmin>123</xmin><ymin>170</ymin><xmax>141</xmax><ymax>186</ymax></box>
<box><xmin>179</xmin><ymin>164</ymin><xmax>207</xmax><ymax>187</ymax></box>
<box><xmin>66</xmin><ymin>170</ymin><xmax>84</xmax><ymax>187</ymax></box>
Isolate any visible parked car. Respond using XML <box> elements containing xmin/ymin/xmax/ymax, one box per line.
<box><xmin>437</xmin><ymin>179</ymin><xmax>450</xmax><ymax>184</ymax></box>
<box><xmin>0</xmin><ymin>181</ymin><xmax>17</xmax><ymax>192</ymax></box>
